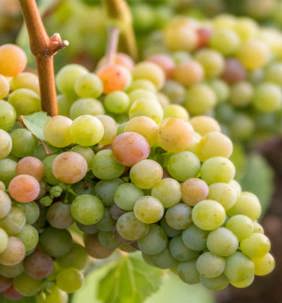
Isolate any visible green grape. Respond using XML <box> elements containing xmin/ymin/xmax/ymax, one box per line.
<box><xmin>74</xmin><ymin>72</ymin><xmax>103</xmax><ymax>98</ymax></box>
<box><xmin>56</xmin><ymin>64</ymin><xmax>88</xmax><ymax>97</ymax></box>
<box><xmin>95</xmin><ymin>209</ymin><xmax>115</xmax><ymax>232</ymax></box>
<box><xmin>128</xmin><ymin>89</ymin><xmax>158</xmax><ymax>105</ymax></box>
<box><xmin>182</xmin><ymin>225</ymin><xmax>208</xmax><ymax>251</ymax></box>
<box><xmin>18</xmin><ymin>225</ymin><xmax>39</xmax><ymax>253</ymax></box>
<box><xmin>151</xmin><ymin>178</ymin><xmax>181</xmax><ymax>208</ymax></box>
<box><xmin>44</xmin><ymin>116</ymin><xmax>72</xmax><ymax>148</ymax></box>
<box><xmin>230</xmin><ymin>81</ymin><xmax>254</xmax><ymax>107</ymax></box>
<box><xmin>196</xmin><ymin>252</ymin><xmax>225</xmax><ymax>278</ymax></box>
<box><xmin>163</xmin><ymin>104</ymin><xmax>189</xmax><ymax>120</ymax></box>
<box><xmin>77</xmin><ymin>222</ymin><xmax>98</xmax><ymax>235</ymax></box>
<box><xmin>0</xmin><ymin>228</ymin><xmax>8</xmax><ymax>254</ymax></box>
<box><xmin>209</xmin><ymin>79</ymin><xmax>230</xmax><ymax>103</ymax></box>
<box><xmin>91</xmin><ymin>150</ymin><xmax>125</xmax><ymax>180</ymax></box>
<box><xmin>47</xmin><ymin>202</ymin><xmax>73</xmax><ymax>229</ymax></box>
<box><xmin>200</xmin><ymin>157</ymin><xmax>236</xmax><ymax>184</ymax></box>
<box><xmin>11</xmin><ymin>128</ymin><xmax>37</xmax><ymax>158</ymax></box>
<box><xmin>177</xmin><ymin>261</ymin><xmax>200</xmax><ymax>284</ymax></box>
<box><xmin>57</xmin><ymin>95</ymin><xmax>73</xmax><ymax>116</ymax></box>
<box><xmin>134</xmin><ymin>196</ymin><xmax>164</xmax><ymax>224</ymax></box>
<box><xmin>127</xmin><ymin>79</ymin><xmax>156</xmax><ymax>93</ymax></box>
<box><xmin>230</xmin><ymin>114</ymin><xmax>255</xmax><ymax>141</ymax></box>
<box><xmin>56</xmin><ymin>268</ymin><xmax>83</xmax><ymax>294</ymax></box>
<box><xmin>0</xmin><ymin>206</ymin><xmax>26</xmax><ymax>235</ymax></box>
<box><xmin>95</xmin><ymin>179</ymin><xmax>123</xmax><ymax>206</ymax></box>
<box><xmin>71</xmin><ymin>194</ymin><xmax>104</xmax><ymax>225</ymax></box>
<box><xmin>0</xmin><ymin>263</ymin><xmax>24</xmax><ymax>278</ymax></box>
<box><xmin>0</xmin><ymin>101</ymin><xmax>16</xmax><ymax>131</ymax></box>
<box><xmin>0</xmin><ymin>158</ymin><xmax>17</xmax><ymax>184</ymax></box>
<box><xmin>43</xmin><ymin>155</ymin><xmax>59</xmax><ymax>185</ymax></box>
<box><xmin>166</xmin><ymin>151</ymin><xmax>200</xmax><ymax>182</ymax></box>
<box><xmin>252</xmin><ymin>253</ymin><xmax>275</xmax><ymax>276</ymax></box>
<box><xmin>210</xmin><ymin>28</ymin><xmax>240</xmax><ymax>55</ymax></box>
<box><xmin>192</xmin><ymin>200</ymin><xmax>226</xmax><ymax>231</ymax></box>
<box><xmin>13</xmin><ymin>273</ymin><xmax>42</xmax><ymax>296</ymax></box>
<box><xmin>184</xmin><ymin>83</ymin><xmax>217</xmax><ymax>116</ymax></box>
<box><xmin>207</xmin><ymin>227</ymin><xmax>238</xmax><ymax>257</ymax></box>
<box><xmin>195</xmin><ymin>49</ymin><xmax>224</xmax><ymax>78</ymax></box>
<box><xmin>69</xmin><ymin>98</ymin><xmax>104</xmax><ymax>119</ymax></box>
<box><xmin>71</xmin><ymin>115</ymin><xmax>104</xmax><ymax>146</ymax></box>
<box><xmin>200</xmin><ymin>275</ymin><xmax>229</xmax><ymax>291</ymax></box>
<box><xmin>253</xmin><ymin>222</ymin><xmax>264</xmax><ymax>233</ymax></box>
<box><xmin>265</xmin><ymin>62</ymin><xmax>282</xmax><ymax>86</ymax></box>
<box><xmin>138</xmin><ymin>224</ymin><xmax>167</xmax><ymax>255</ymax></box>
<box><xmin>130</xmin><ymin>159</ymin><xmax>163</xmax><ymax>189</ymax></box>
<box><xmin>40</xmin><ymin>227</ymin><xmax>73</xmax><ymax>258</ymax></box>
<box><xmin>169</xmin><ymin>236</ymin><xmax>199</xmax><ymax>262</ymax></box>
<box><xmin>234</xmin><ymin>17</ymin><xmax>258</xmax><ymax>41</ymax></box>
<box><xmin>45</xmin><ymin>286</ymin><xmax>68</xmax><ymax>303</ymax></box>
<box><xmin>0</xmin><ymin>75</ymin><xmax>9</xmax><ymax>99</ymax></box>
<box><xmin>104</xmin><ymin>91</ymin><xmax>130</xmax><ymax>114</ymax></box>
<box><xmin>57</xmin><ymin>244</ymin><xmax>88</xmax><ymax>270</ymax></box>
<box><xmin>71</xmin><ymin>145</ymin><xmax>95</xmax><ymax>167</ymax></box>
<box><xmin>8</xmin><ymin>88</ymin><xmax>41</xmax><ymax>115</ymax></box>
<box><xmin>240</xmin><ymin>233</ymin><xmax>271</xmax><ymax>258</ymax></box>
<box><xmin>114</xmin><ymin>183</ymin><xmax>144</xmax><ymax>211</ymax></box>
<box><xmin>225</xmin><ymin>215</ymin><xmax>254</xmax><ymax>240</ymax></box>
<box><xmin>116</xmin><ymin>212</ymin><xmax>149</xmax><ymax>241</ymax></box>
<box><xmin>0</xmin><ymin>237</ymin><xmax>25</xmax><ymax>266</ymax></box>
<box><xmin>227</xmin><ymin>192</ymin><xmax>261</xmax><ymax>220</ymax></box>
<box><xmin>97</xmin><ymin>231</ymin><xmax>119</xmax><ymax>250</ymax></box>
<box><xmin>165</xmin><ymin>203</ymin><xmax>192</xmax><ymax>230</ymax></box>
<box><xmin>160</xmin><ymin>219</ymin><xmax>181</xmax><ymax>238</ymax></box>
<box><xmin>208</xmin><ymin>182</ymin><xmax>238</xmax><ymax>210</ymax></box>
<box><xmin>143</xmin><ymin>248</ymin><xmax>177</xmax><ymax>269</ymax></box>
<box><xmin>0</xmin><ymin>190</ymin><xmax>11</xmax><ymax>219</ymax></box>
<box><xmin>162</xmin><ymin>80</ymin><xmax>185</xmax><ymax>105</ymax></box>
<box><xmin>84</xmin><ymin>234</ymin><xmax>114</xmax><ymax>259</ymax></box>
<box><xmin>96</xmin><ymin>115</ymin><xmax>118</xmax><ymax>146</ymax></box>
<box><xmin>10</xmin><ymin>72</ymin><xmax>39</xmax><ymax>94</ymax></box>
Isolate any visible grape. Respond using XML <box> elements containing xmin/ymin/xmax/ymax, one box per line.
<box><xmin>234</xmin><ymin>17</ymin><xmax>258</xmax><ymax>41</ymax></box>
<box><xmin>98</xmin><ymin>53</ymin><xmax>134</xmax><ymax>71</ymax></box>
<box><xmin>138</xmin><ymin>224</ymin><xmax>167</xmax><ymax>255</ymax></box>
<box><xmin>47</xmin><ymin>202</ymin><xmax>73</xmax><ymax>229</ymax></box>
<box><xmin>128</xmin><ymin>89</ymin><xmax>158</xmax><ymax>104</ymax></box>
<box><xmin>39</xmin><ymin>227</ymin><xmax>73</xmax><ymax>258</ymax></box>
<box><xmin>253</xmin><ymin>82</ymin><xmax>282</xmax><ymax>112</ymax></box>
<box><xmin>0</xmin><ymin>191</ymin><xmax>11</xmax><ymax>219</ymax></box>
<box><xmin>0</xmin><ymin>159</ymin><xmax>17</xmax><ymax>184</ymax></box>
<box><xmin>52</xmin><ymin>152</ymin><xmax>88</xmax><ymax>184</ymax></box>
<box><xmin>253</xmin><ymin>222</ymin><xmax>264</xmax><ymax>233</ymax></box>
<box><xmin>57</xmin><ymin>95</ymin><xmax>72</xmax><ymax>116</ymax></box>
<box><xmin>96</xmin><ymin>115</ymin><xmax>118</xmax><ymax>146</ymax></box>
<box><xmin>56</xmin><ymin>64</ymin><xmax>88</xmax><ymax>97</ymax></box>
<box><xmin>184</xmin><ymin>83</ymin><xmax>217</xmax><ymax>116</ymax></box>
<box><xmin>192</xmin><ymin>200</ymin><xmax>226</xmax><ymax>231</ymax></box>
<box><xmin>160</xmin><ymin>219</ymin><xmax>180</xmax><ymax>238</ymax></box>
<box><xmin>166</xmin><ymin>151</ymin><xmax>200</xmax><ymax>182</ymax></box>
<box><xmin>134</xmin><ymin>196</ymin><xmax>164</xmax><ymax>224</ymax></box>
<box><xmin>110</xmin><ymin>204</ymin><xmax>125</xmax><ymax>221</ymax></box>
<box><xmin>208</xmin><ymin>182</ymin><xmax>238</xmax><ymax>210</ymax></box>
<box><xmin>148</xmin><ymin>54</ymin><xmax>175</xmax><ymax>78</ymax></box>
<box><xmin>13</xmin><ymin>273</ymin><xmax>42</xmax><ymax>296</ymax></box>
<box><xmin>56</xmin><ymin>268</ymin><xmax>83</xmax><ymax>293</ymax></box>
<box><xmin>165</xmin><ymin>203</ymin><xmax>192</xmax><ymax>230</ymax></box>
<box><xmin>200</xmin><ymin>275</ymin><xmax>229</xmax><ymax>291</ymax></box>
<box><xmin>162</xmin><ymin>80</ymin><xmax>186</xmax><ymax>105</ymax></box>
<box><xmin>173</xmin><ymin>60</ymin><xmax>204</xmax><ymax>87</ymax></box>
<box><xmin>222</xmin><ymin>58</ymin><xmax>246</xmax><ymax>84</ymax></box>
<box><xmin>190</xmin><ymin>116</ymin><xmax>220</xmax><ymax>136</ymax></box>
<box><xmin>0</xmin><ymin>263</ymin><xmax>23</xmax><ymax>279</ymax></box>
<box><xmin>158</xmin><ymin>118</ymin><xmax>194</xmax><ymax>152</ymax></box>
<box><xmin>0</xmin><ymin>229</ymin><xmax>8</xmax><ymax>254</ymax></box>
<box><xmin>213</xmin><ymin>14</ymin><xmax>236</xmax><ymax>29</ymax></box>
<box><xmin>0</xmin><ymin>75</ymin><xmax>9</xmax><ymax>99</ymax></box>
<box><xmin>265</xmin><ymin>62</ymin><xmax>282</xmax><ymax>86</ymax></box>
<box><xmin>240</xmin><ymin>233</ymin><xmax>271</xmax><ymax>258</ymax></box>
<box><xmin>224</xmin><ymin>252</ymin><xmax>255</xmax><ymax>285</ymax></box>
<box><xmin>230</xmin><ymin>274</ymin><xmax>255</xmax><ymax>288</ymax></box>
<box><xmin>177</xmin><ymin>261</ymin><xmax>200</xmax><ymax>284</ymax></box>
<box><xmin>91</xmin><ymin>150</ymin><xmax>125</xmax><ymax>180</ymax></box>
<box><xmin>196</xmin><ymin>252</ymin><xmax>225</xmax><ymax>278</ymax></box>
<box><xmin>18</xmin><ymin>225</ymin><xmax>39</xmax><ymax>253</ymax></box>
<box><xmin>95</xmin><ymin>178</ymin><xmax>123</xmax><ymax>207</ymax></box>
<box><xmin>230</xmin><ymin>81</ymin><xmax>254</xmax><ymax>107</ymax></box>
<box><xmin>0</xmin><ymin>237</ymin><xmax>25</xmax><ymax>266</ymax></box>
<box><xmin>0</xmin><ymin>276</ymin><xmax>11</xmax><ymax>292</ymax></box>
<box><xmin>44</xmin><ymin>286</ymin><xmax>68</xmax><ymax>303</ymax></box>
<box><xmin>195</xmin><ymin>49</ymin><xmax>224</xmax><ymax>78</ymax></box>
<box><xmin>151</xmin><ymin>178</ymin><xmax>181</xmax><ymax>208</ymax></box>
<box><xmin>143</xmin><ymin>248</ymin><xmax>177</xmax><ymax>269</ymax></box>
<box><xmin>197</xmin><ymin>27</ymin><xmax>212</xmax><ymax>48</ymax></box>
<box><xmin>209</xmin><ymin>79</ymin><xmax>230</xmax><ymax>102</ymax></box>
<box><xmin>10</xmin><ymin>72</ymin><xmax>40</xmax><ymax>94</ymax></box>
<box><xmin>77</xmin><ymin>223</ymin><xmax>98</xmax><ymax>235</ymax></box>
<box><xmin>163</xmin><ymin>104</ymin><xmax>189</xmax><ymax>121</ymax></box>
<box><xmin>210</xmin><ymin>28</ymin><xmax>240</xmax><ymax>55</ymax></box>
<box><xmin>200</xmin><ymin>157</ymin><xmax>236</xmax><ymax>184</ymax></box>
<box><xmin>252</xmin><ymin>253</ymin><xmax>275</xmax><ymax>276</ymax></box>
<box><xmin>57</xmin><ymin>244</ymin><xmax>88</xmax><ymax>270</ymax></box>
<box><xmin>3</xmin><ymin>286</ymin><xmax>23</xmax><ymax>301</ymax></box>
<box><xmin>70</xmin><ymin>98</ymin><xmax>104</xmax><ymax>119</ymax></box>
<box><xmin>24</xmin><ymin>250</ymin><xmax>53</xmax><ymax>280</ymax></box>
<box><xmin>71</xmin><ymin>146</ymin><xmax>95</xmax><ymax>168</ymax></box>
<box><xmin>130</xmin><ymin>159</ymin><xmax>163</xmax><ymax>189</ymax></box>
<box><xmin>181</xmin><ymin>178</ymin><xmax>209</xmax><ymax>206</ymax></box>
<box><xmin>0</xmin><ymin>44</ymin><xmax>27</xmax><ymax>77</ymax></box>
<box><xmin>0</xmin><ymin>206</ymin><xmax>26</xmax><ymax>236</ymax></box>
<box><xmin>182</xmin><ymin>225</ymin><xmax>208</xmax><ymax>251</ymax></box>
<box><xmin>128</xmin><ymin>80</ymin><xmax>156</xmax><ymax>93</ymax></box>
<box><xmin>8</xmin><ymin>174</ymin><xmax>40</xmax><ymax>203</ymax></box>
<box><xmin>42</xmin><ymin>155</ymin><xmax>58</xmax><ymax>185</ymax></box>
<box><xmin>71</xmin><ymin>115</ymin><xmax>104</xmax><ymax>146</ymax></box>
<box><xmin>97</xmin><ymin>64</ymin><xmax>132</xmax><ymax>93</ymax></box>
<box><xmin>0</xmin><ymin>101</ymin><xmax>16</xmax><ymax>131</ymax></box>
<box><xmin>84</xmin><ymin>234</ymin><xmax>114</xmax><ymax>259</ymax></box>
<box><xmin>116</xmin><ymin>212</ymin><xmax>149</xmax><ymax>241</ymax></box>
<box><xmin>44</xmin><ymin>116</ymin><xmax>72</xmax><ymax>148</ymax></box>
<box><xmin>227</xmin><ymin>192</ymin><xmax>261</xmax><ymax>220</ymax></box>
<box><xmin>11</xmin><ymin>128</ymin><xmax>37</xmax><ymax>158</ymax></box>
<box><xmin>71</xmin><ymin>194</ymin><xmax>104</xmax><ymax>225</ymax></box>
<box><xmin>169</xmin><ymin>236</ymin><xmax>199</xmax><ymax>262</ymax></box>
<box><xmin>225</xmin><ymin>215</ymin><xmax>253</xmax><ymax>241</ymax></box>
<box><xmin>16</xmin><ymin>157</ymin><xmax>44</xmax><ymax>181</ymax></box>
<box><xmin>230</xmin><ymin>114</ymin><xmax>255</xmax><ymax>140</ymax></box>
<box><xmin>114</xmin><ymin>183</ymin><xmax>144</xmax><ymax>211</ymax></box>
<box><xmin>8</xmin><ymin>89</ymin><xmax>41</xmax><ymax>115</ymax></box>
<box><xmin>74</xmin><ymin>73</ymin><xmax>103</xmax><ymax>98</ymax></box>
<box><xmin>104</xmin><ymin>91</ymin><xmax>130</xmax><ymax>114</ymax></box>
<box><xmin>132</xmin><ymin>62</ymin><xmax>165</xmax><ymax>89</ymax></box>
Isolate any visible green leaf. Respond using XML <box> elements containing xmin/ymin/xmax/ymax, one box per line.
<box><xmin>0</xmin><ymin>296</ymin><xmax>35</xmax><ymax>303</ymax></box>
<box><xmin>22</xmin><ymin>112</ymin><xmax>50</xmax><ymax>141</ymax></box>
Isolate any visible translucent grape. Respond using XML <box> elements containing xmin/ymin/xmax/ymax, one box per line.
<box><xmin>195</xmin><ymin>49</ymin><xmax>224</xmax><ymax>78</ymax></box>
<box><xmin>56</xmin><ymin>268</ymin><xmax>83</xmax><ymax>293</ymax></box>
<box><xmin>0</xmin><ymin>237</ymin><xmax>25</xmax><ymax>266</ymax></box>
<box><xmin>177</xmin><ymin>261</ymin><xmax>200</xmax><ymax>284</ymax></box>
<box><xmin>165</xmin><ymin>203</ymin><xmax>192</xmax><ymax>230</ymax></box>
<box><xmin>172</xmin><ymin>61</ymin><xmax>204</xmax><ymax>87</ymax></box>
<box><xmin>74</xmin><ymin>72</ymin><xmax>103</xmax><ymax>98</ymax></box>
<box><xmin>0</xmin><ymin>101</ymin><xmax>16</xmax><ymax>131</ymax></box>
<box><xmin>0</xmin><ymin>75</ymin><xmax>9</xmax><ymax>99</ymax></box>
<box><xmin>104</xmin><ymin>91</ymin><xmax>130</xmax><ymax>114</ymax></box>
<box><xmin>114</xmin><ymin>183</ymin><xmax>144</xmax><ymax>211</ymax></box>
<box><xmin>11</xmin><ymin>128</ymin><xmax>37</xmax><ymax>158</ymax></box>
<box><xmin>208</xmin><ymin>182</ymin><xmax>238</xmax><ymax>210</ymax></box>
<box><xmin>240</xmin><ymin>233</ymin><xmax>271</xmax><ymax>258</ymax></box>
<box><xmin>69</xmin><ymin>98</ymin><xmax>104</xmax><ymax>119</ymax></box>
<box><xmin>47</xmin><ymin>202</ymin><xmax>73</xmax><ymax>229</ymax></box>
<box><xmin>96</xmin><ymin>115</ymin><xmax>118</xmax><ymax>146</ymax></box>
<box><xmin>134</xmin><ymin>196</ymin><xmax>164</xmax><ymax>224</ymax></box>
<box><xmin>0</xmin><ymin>130</ymin><xmax>12</xmax><ymax>160</ymax></box>
<box><xmin>16</xmin><ymin>157</ymin><xmax>44</xmax><ymax>181</ymax></box>
<box><xmin>57</xmin><ymin>95</ymin><xmax>72</xmax><ymax>116</ymax></box>
<box><xmin>18</xmin><ymin>225</ymin><xmax>39</xmax><ymax>253</ymax></box>
<box><xmin>163</xmin><ymin>104</ymin><xmax>189</xmax><ymax>121</ymax></box>
<box><xmin>95</xmin><ymin>178</ymin><xmax>123</xmax><ymax>207</ymax></box>
<box><xmin>169</xmin><ymin>236</ymin><xmax>199</xmax><ymax>262</ymax></box>
<box><xmin>181</xmin><ymin>178</ymin><xmax>209</xmax><ymax>206</ymax></box>
<box><xmin>10</xmin><ymin>72</ymin><xmax>40</xmax><ymax>94</ymax></box>
<box><xmin>252</xmin><ymin>253</ymin><xmax>275</xmax><ymax>276</ymax></box>
<box><xmin>225</xmin><ymin>215</ymin><xmax>254</xmax><ymax>241</ymax></box>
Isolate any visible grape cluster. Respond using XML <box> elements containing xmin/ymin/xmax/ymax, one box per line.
<box><xmin>0</xmin><ymin>42</ymin><xmax>275</xmax><ymax>302</ymax></box>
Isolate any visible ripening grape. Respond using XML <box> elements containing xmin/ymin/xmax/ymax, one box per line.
<box><xmin>0</xmin><ymin>159</ymin><xmax>17</xmax><ymax>185</ymax></box>
<box><xmin>162</xmin><ymin>80</ymin><xmax>186</xmax><ymax>105</ymax></box>
<box><xmin>58</xmin><ymin>244</ymin><xmax>88</xmax><ymax>270</ymax></box>
<box><xmin>0</xmin><ymin>191</ymin><xmax>11</xmax><ymax>219</ymax></box>
<box><xmin>209</xmin><ymin>79</ymin><xmax>230</xmax><ymax>102</ymax></box>
<box><xmin>0</xmin><ymin>130</ymin><xmax>12</xmax><ymax>160</ymax></box>
<box><xmin>98</xmin><ymin>53</ymin><xmax>134</xmax><ymax>70</ymax></box>
<box><xmin>0</xmin><ymin>263</ymin><xmax>24</xmax><ymax>279</ymax></box>
<box><xmin>190</xmin><ymin>116</ymin><xmax>221</xmax><ymax>136</ymax></box>
<box><xmin>71</xmin><ymin>146</ymin><xmax>95</xmax><ymax>168</ymax></box>
<box><xmin>56</xmin><ymin>268</ymin><xmax>83</xmax><ymax>293</ymax></box>
<box><xmin>169</xmin><ymin>236</ymin><xmax>199</xmax><ymax>262</ymax></box>
<box><xmin>196</xmin><ymin>252</ymin><xmax>225</xmax><ymax>279</ymax></box>
<box><xmin>70</xmin><ymin>98</ymin><xmax>104</xmax><ymax>119</ymax></box>
<box><xmin>10</xmin><ymin>72</ymin><xmax>40</xmax><ymax>94</ymax></box>
<box><xmin>181</xmin><ymin>178</ymin><xmax>209</xmax><ymax>206</ymax></box>
<box><xmin>197</xmin><ymin>27</ymin><xmax>212</xmax><ymax>48</ymax></box>
<box><xmin>11</xmin><ymin>128</ymin><xmax>37</xmax><ymax>158</ymax></box>
<box><xmin>230</xmin><ymin>81</ymin><xmax>254</xmax><ymax>107</ymax></box>
<box><xmin>96</xmin><ymin>115</ymin><xmax>117</xmax><ymax>146</ymax></box>
<box><xmin>240</xmin><ymin>233</ymin><xmax>271</xmax><ymax>258</ymax></box>
<box><xmin>128</xmin><ymin>80</ymin><xmax>157</xmax><ymax>93</ymax></box>
<box><xmin>128</xmin><ymin>89</ymin><xmax>158</xmax><ymax>104</ymax></box>
<box><xmin>57</xmin><ymin>95</ymin><xmax>72</xmax><ymax>116</ymax></box>
<box><xmin>0</xmin><ymin>237</ymin><xmax>25</xmax><ymax>266</ymax></box>
<box><xmin>3</xmin><ymin>286</ymin><xmax>23</xmax><ymax>301</ymax></box>
<box><xmin>95</xmin><ymin>178</ymin><xmax>123</xmax><ymax>207</ymax></box>
<box><xmin>265</xmin><ymin>62</ymin><xmax>282</xmax><ymax>86</ymax></box>
<box><xmin>134</xmin><ymin>196</ymin><xmax>164</xmax><ymax>224</ymax></box>
<box><xmin>84</xmin><ymin>234</ymin><xmax>113</xmax><ymax>259</ymax></box>
<box><xmin>16</xmin><ymin>157</ymin><xmax>44</xmax><ymax>181</ymax></box>
<box><xmin>0</xmin><ymin>206</ymin><xmax>26</xmax><ymax>235</ymax></box>
<box><xmin>47</xmin><ymin>202</ymin><xmax>73</xmax><ymax>229</ymax></box>
<box><xmin>114</xmin><ymin>183</ymin><xmax>144</xmax><ymax>211</ymax></box>
<box><xmin>182</xmin><ymin>225</ymin><xmax>208</xmax><ymax>251</ymax></box>
<box><xmin>44</xmin><ymin>286</ymin><xmax>68</xmax><ymax>303</ymax></box>
<box><xmin>177</xmin><ymin>261</ymin><xmax>200</xmax><ymax>284</ymax></box>
<box><xmin>0</xmin><ymin>276</ymin><xmax>11</xmax><ymax>293</ymax></box>
<box><xmin>163</xmin><ymin>104</ymin><xmax>189</xmax><ymax>120</ymax></box>
<box><xmin>0</xmin><ymin>75</ymin><xmax>9</xmax><ymax>99</ymax></box>
<box><xmin>148</xmin><ymin>54</ymin><xmax>175</xmax><ymax>78</ymax></box>
<box><xmin>208</xmin><ymin>182</ymin><xmax>238</xmax><ymax>210</ymax></box>
<box><xmin>165</xmin><ymin>203</ymin><xmax>192</xmax><ymax>230</ymax></box>
<box><xmin>222</xmin><ymin>58</ymin><xmax>246</xmax><ymax>84</ymax></box>
<box><xmin>0</xmin><ymin>101</ymin><xmax>16</xmax><ymax>131</ymax></box>
<box><xmin>74</xmin><ymin>72</ymin><xmax>103</xmax><ymax>98</ymax></box>
<box><xmin>104</xmin><ymin>91</ymin><xmax>130</xmax><ymax>114</ymax></box>
<box><xmin>252</xmin><ymin>253</ymin><xmax>275</xmax><ymax>276</ymax></box>
<box><xmin>13</xmin><ymin>273</ymin><xmax>43</xmax><ymax>297</ymax></box>
<box><xmin>195</xmin><ymin>49</ymin><xmax>224</xmax><ymax>78</ymax></box>
<box><xmin>210</xmin><ymin>28</ymin><xmax>240</xmax><ymax>55</ymax></box>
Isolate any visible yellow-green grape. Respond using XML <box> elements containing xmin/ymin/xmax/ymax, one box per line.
<box><xmin>74</xmin><ymin>72</ymin><xmax>103</xmax><ymax>98</ymax></box>
<box><xmin>0</xmin><ymin>228</ymin><xmax>8</xmax><ymax>254</ymax></box>
<box><xmin>253</xmin><ymin>222</ymin><xmax>264</xmax><ymax>233</ymax></box>
<box><xmin>57</xmin><ymin>95</ymin><xmax>73</xmax><ymax>116</ymax></box>
<box><xmin>164</xmin><ymin>104</ymin><xmax>189</xmax><ymax>120</ymax></box>
<box><xmin>229</xmin><ymin>180</ymin><xmax>242</xmax><ymax>196</ymax></box>
<box><xmin>213</xmin><ymin>14</ymin><xmax>236</xmax><ymax>29</ymax></box>
<box><xmin>70</xmin><ymin>98</ymin><xmax>104</xmax><ymax>119</ymax></box>
<box><xmin>10</xmin><ymin>72</ymin><xmax>40</xmax><ymax>94</ymax></box>
<box><xmin>181</xmin><ymin>178</ymin><xmax>209</xmax><ymax>207</ymax></box>
<box><xmin>0</xmin><ymin>75</ymin><xmax>9</xmax><ymax>99</ymax></box>
<box><xmin>192</xmin><ymin>200</ymin><xmax>226</xmax><ymax>231</ymax></box>
<box><xmin>132</xmin><ymin>62</ymin><xmax>165</xmax><ymax>89</ymax></box>
<box><xmin>70</xmin><ymin>115</ymin><xmax>104</xmax><ymax>147</ymax></box>
<box><xmin>13</xmin><ymin>273</ymin><xmax>42</xmax><ymax>296</ymax></box>
<box><xmin>0</xmin><ymin>191</ymin><xmax>11</xmax><ymax>219</ymax></box>
<box><xmin>165</xmin><ymin>203</ymin><xmax>192</xmax><ymax>230</ymax></box>
<box><xmin>265</xmin><ymin>62</ymin><xmax>282</xmax><ymax>86</ymax></box>
<box><xmin>240</xmin><ymin>233</ymin><xmax>271</xmax><ymax>258</ymax></box>
<box><xmin>238</xmin><ymin>40</ymin><xmax>271</xmax><ymax>70</ymax></box>
<box><xmin>44</xmin><ymin>116</ymin><xmax>72</xmax><ymax>148</ymax></box>
<box><xmin>196</xmin><ymin>252</ymin><xmax>225</xmax><ymax>278</ymax></box>
<box><xmin>127</xmin><ymin>79</ymin><xmax>157</xmax><ymax>93</ymax></box>
<box><xmin>172</xmin><ymin>61</ymin><xmax>204</xmax><ymax>87</ymax></box>
<box><xmin>45</xmin><ymin>286</ymin><xmax>68</xmax><ymax>303</ymax></box>
<box><xmin>209</xmin><ymin>79</ymin><xmax>230</xmax><ymax>103</ymax></box>
<box><xmin>252</xmin><ymin>253</ymin><xmax>275</xmax><ymax>276</ymax></box>
<box><xmin>234</xmin><ymin>17</ymin><xmax>258</xmax><ymax>41</ymax></box>
<box><xmin>184</xmin><ymin>84</ymin><xmax>217</xmax><ymax>116</ymax></box>
<box><xmin>227</xmin><ymin>192</ymin><xmax>261</xmax><ymax>220</ymax></box>
<box><xmin>190</xmin><ymin>116</ymin><xmax>221</xmax><ymax>136</ymax></box>
<box><xmin>230</xmin><ymin>114</ymin><xmax>255</xmax><ymax>141</ymax></box>
<box><xmin>210</xmin><ymin>28</ymin><xmax>240</xmax><ymax>55</ymax></box>
<box><xmin>157</xmin><ymin>93</ymin><xmax>170</xmax><ymax>109</ymax></box>
<box><xmin>208</xmin><ymin>182</ymin><xmax>238</xmax><ymax>210</ymax></box>
<box><xmin>200</xmin><ymin>275</ymin><xmax>229</xmax><ymax>291</ymax></box>
<box><xmin>128</xmin><ymin>89</ymin><xmax>158</xmax><ymax>105</ymax></box>
<box><xmin>134</xmin><ymin>196</ymin><xmax>164</xmax><ymax>224</ymax></box>
<box><xmin>11</xmin><ymin>128</ymin><xmax>37</xmax><ymax>158</ymax></box>
<box><xmin>71</xmin><ymin>146</ymin><xmax>94</xmax><ymax>168</ymax></box>
<box><xmin>225</xmin><ymin>214</ymin><xmax>254</xmax><ymax>240</ymax></box>
<box><xmin>130</xmin><ymin>159</ymin><xmax>163</xmax><ymax>189</ymax></box>
<box><xmin>0</xmin><ymin>130</ymin><xmax>12</xmax><ymax>159</ymax></box>
<box><xmin>177</xmin><ymin>261</ymin><xmax>200</xmax><ymax>284</ymax></box>
<box><xmin>96</xmin><ymin>115</ymin><xmax>117</xmax><ymax>146</ymax></box>
<box><xmin>0</xmin><ymin>101</ymin><xmax>16</xmax><ymax>131</ymax></box>
<box><xmin>104</xmin><ymin>91</ymin><xmax>130</xmax><ymax>114</ymax></box>
<box><xmin>158</xmin><ymin>118</ymin><xmax>194</xmax><ymax>152</ymax></box>
<box><xmin>0</xmin><ymin>237</ymin><xmax>25</xmax><ymax>266</ymax></box>
<box><xmin>230</xmin><ymin>81</ymin><xmax>254</xmax><ymax>107</ymax></box>
<box><xmin>56</xmin><ymin>268</ymin><xmax>83</xmax><ymax>293</ymax></box>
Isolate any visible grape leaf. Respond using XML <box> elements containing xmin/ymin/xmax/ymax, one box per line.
<box><xmin>22</xmin><ymin>112</ymin><xmax>50</xmax><ymax>141</ymax></box>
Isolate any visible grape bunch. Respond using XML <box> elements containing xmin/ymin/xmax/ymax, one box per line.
<box><xmin>0</xmin><ymin>42</ymin><xmax>275</xmax><ymax>302</ymax></box>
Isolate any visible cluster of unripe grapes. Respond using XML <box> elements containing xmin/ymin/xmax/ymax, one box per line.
<box><xmin>0</xmin><ymin>40</ymin><xmax>275</xmax><ymax>303</ymax></box>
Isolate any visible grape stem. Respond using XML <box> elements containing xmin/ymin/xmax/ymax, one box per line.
<box><xmin>105</xmin><ymin>27</ymin><xmax>120</xmax><ymax>66</ymax></box>
<box><xmin>18</xmin><ymin>0</ymin><xmax>69</xmax><ymax>116</ymax></box>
